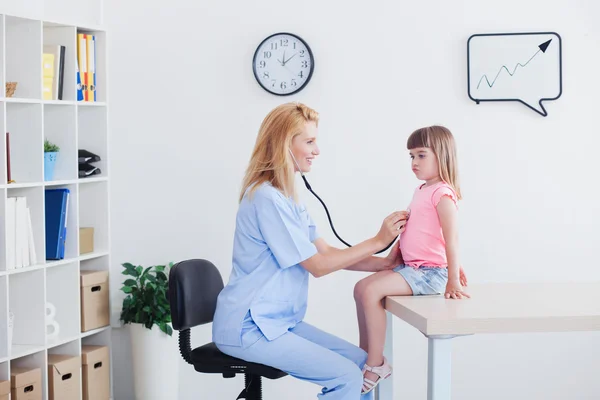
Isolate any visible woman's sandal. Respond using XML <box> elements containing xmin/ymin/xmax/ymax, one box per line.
<box><xmin>361</xmin><ymin>357</ymin><xmax>393</xmax><ymax>394</ymax></box>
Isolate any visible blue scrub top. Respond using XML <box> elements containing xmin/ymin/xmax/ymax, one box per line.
<box><xmin>212</xmin><ymin>182</ymin><xmax>319</xmax><ymax>347</ymax></box>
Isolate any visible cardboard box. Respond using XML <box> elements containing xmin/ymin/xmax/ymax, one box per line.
<box><xmin>48</xmin><ymin>354</ymin><xmax>81</xmax><ymax>400</ymax></box>
<box><xmin>0</xmin><ymin>379</ymin><xmax>9</xmax><ymax>400</ymax></box>
<box><xmin>79</xmin><ymin>227</ymin><xmax>94</xmax><ymax>254</ymax></box>
<box><xmin>10</xmin><ymin>367</ymin><xmax>42</xmax><ymax>400</ymax></box>
<box><xmin>80</xmin><ymin>270</ymin><xmax>110</xmax><ymax>332</ymax></box>
<box><xmin>82</xmin><ymin>345</ymin><xmax>110</xmax><ymax>400</ymax></box>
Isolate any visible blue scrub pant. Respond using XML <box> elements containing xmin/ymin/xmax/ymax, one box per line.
<box><xmin>216</xmin><ymin>315</ymin><xmax>374</xmax><ymax>400</ymax></box>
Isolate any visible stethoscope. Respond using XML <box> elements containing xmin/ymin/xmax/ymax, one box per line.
<box><xmin>289</xmin><ymin>150</ymin><xmax>396</xmax><ymax>254</ymax></box>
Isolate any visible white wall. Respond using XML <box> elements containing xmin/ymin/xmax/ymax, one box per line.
<box><xmin>105</xmin><ymin>0</ymin><xmax>600</xmax><ymax>399</ymax></box>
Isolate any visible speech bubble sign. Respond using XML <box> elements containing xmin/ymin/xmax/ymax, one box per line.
<box><xmin>467</xmin><ymin>32</ymin><xmax>562</xmax><ymax>117</ymax></box>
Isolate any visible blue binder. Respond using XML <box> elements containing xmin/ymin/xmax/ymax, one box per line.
<box><xmin>45</xmin><ymin>188</ymin><xmax>69</xmax><ymax>260</ymax></box>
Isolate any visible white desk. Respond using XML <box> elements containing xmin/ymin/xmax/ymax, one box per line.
<box><xmin>376</xmin><ymin>282</ymin><xmax>600</xmax><ymax>400</ymax></box>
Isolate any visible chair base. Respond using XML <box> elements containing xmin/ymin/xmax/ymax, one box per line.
<box><xmin>235</xmin><ymin>373</ymin><xmax>263</xmax><ymax>400</ymax></box>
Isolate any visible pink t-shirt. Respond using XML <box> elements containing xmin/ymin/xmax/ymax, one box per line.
<box><xmin>399</xmin><ymin>181</ymin><xmax>458</xmax><ymax>268</ymax></box>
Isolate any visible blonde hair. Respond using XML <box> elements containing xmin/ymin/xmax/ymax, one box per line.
<box><xmin>240</xmin><ymin>102</ymin><xmax>320</xmax><ymax>202</ymax></box>
<box><xmin>407</xmin><ymin>125</ymin><xmax>462</xmax><ymax>200</ymax></box>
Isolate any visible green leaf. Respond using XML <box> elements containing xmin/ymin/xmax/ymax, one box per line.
<box><xmin>123</xmin><ymin>279</ymin><xmax>137</xmax><ymax>287</ymax></box>
<box><xmin>121</xmin><ymin>286</ymin><xmax>132</xmax><ymax>294</ymax></box>
<box><xmin>156</xmin><ymin>272</ymin><xmax>168</xmax><ymax>282</ymax></box>
<box><xmin>141</xmin><ymin>266</ymin><xmax>153</xmax><ymax>278</ymax></box>
<box><xmin>155</xmin><ymin>265</ymin><xmax>166</xmax><ymax>272</ymax></box>
<box><xmin>135</xmin><ymin>266</ymin><xmax>143</xmax><ymax>276</ymax></box>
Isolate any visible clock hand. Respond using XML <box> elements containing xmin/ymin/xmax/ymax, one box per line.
<box><xmin>283</xmin><ymin>52</ymin><xmax>297</xmax><ymax>65</ymax></box>
<box><xmin>280</xmin><ymin>50</ymin><xmax>287</xmax><ymax>66</ymax></box>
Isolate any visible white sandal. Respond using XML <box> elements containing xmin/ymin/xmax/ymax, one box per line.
<box><xmin>361</xmin><ymin>357</ymin><xmax>393</xmax><ymax>394</ymax></box>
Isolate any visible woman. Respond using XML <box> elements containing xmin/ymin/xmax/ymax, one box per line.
<box><xmin>212</xmin><ymin>102</ymin><xmax>407</xmax><ymax>399</ymax></box>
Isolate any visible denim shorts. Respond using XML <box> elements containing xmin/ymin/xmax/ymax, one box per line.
<box><xmin>392</xmin><ymin>264</ymin><xmax>448</xmax><ymax>295</ymax></box>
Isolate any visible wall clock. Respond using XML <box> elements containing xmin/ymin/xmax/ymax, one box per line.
<box><xmin>252</xmin><ymin>32</ymin><xmax>314</xmax><ymax>96</ymax></box>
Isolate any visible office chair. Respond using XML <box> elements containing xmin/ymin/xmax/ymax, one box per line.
<box><xmin>168</xmin><ymin>259</ymin><xmax>287</xmax><ymax>400</ymax></box>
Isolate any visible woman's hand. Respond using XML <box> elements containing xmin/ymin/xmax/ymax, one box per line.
<box><xmin>444</xmin><ymin>278</ymin><xmax>470</xmax><ymax>300</ymax></box>
<box><xmin>375</xmin><ymin>211</ymin><xmax>408</xmax><ymax>248</ymax></box>
<box><xmin>381</xmin><ymin>240</ymin><xmax>404</xmax><ymax>271</ymax></box>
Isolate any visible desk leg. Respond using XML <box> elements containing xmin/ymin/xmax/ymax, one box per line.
<box><xmin>375</xmin><ymin>312</ymin><xmax>394</xmax><ymax>400</ymax></box>
<box><xmin>427</xmin><ymin>335</ymin><xmax>453</xmax><ymax>400</ymax></box>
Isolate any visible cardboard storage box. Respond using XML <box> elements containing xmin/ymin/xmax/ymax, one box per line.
<box><xmin>48</xmin><ymin>354</ymin><xmax>81</xmax><ymax>400</ymax></box>
<box><xmin>82</xmin><ymin>345</ymin><xmax>110</xmax><ymax>400</ymax></box>
<box><xmin>79</xmin><ymin>227</ymin><xmax>94</xmax><ymax>254</ymax></box>
<box><xmin>10</xmin><ymin>367</ymin><xmax>41</xmax><ymax>400</ymax></box>
<box><xmin>0</xmin><ymin>379</ymin><xmax>9</xmax><ymax>400</ymax></box>
<box><xmin>80</xmin><ymin>270</ymin><xmax>109</xmax><ymax>332</ymax></box>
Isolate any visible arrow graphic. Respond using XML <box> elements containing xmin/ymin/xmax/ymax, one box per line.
<box><xmin>477</xmin><ymin>39</ymin><xmax>552</xmax><ymax>89</ymax></box>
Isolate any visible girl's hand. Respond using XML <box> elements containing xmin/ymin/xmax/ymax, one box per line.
<box><xmin>459</xmin><ymin>265</ymin><xmax>468</xmax><ymax>287</ymax></box>
<box><xmin>445</xmin><ymin>278</ymin><xmax>470</xmax><ymax>300</ymax></box>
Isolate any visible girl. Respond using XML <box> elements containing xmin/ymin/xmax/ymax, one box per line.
<box><xmin>353</xmin><ymin>125</ymin><xmax>469</xmax><ymax>394</ymax></box>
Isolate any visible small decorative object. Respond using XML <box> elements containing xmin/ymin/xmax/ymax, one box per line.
<box><xmin>44</xmin><ymin>138</ymin><xmax>60</xmax><ymax>181</ymax></box>
<box><xmin>467</xmin><ymin>31</ymin><xmax>562</xmax><ymax>117</ymax></box>
<box><xmin>252</xmin><ymin>32</ymin><xmax>314</xmax><ymax>96</ymax></box>
<box><xmin>120</xmin><ymin>262</ymin><xmax>179</xmax><ymax>400</ymax></box>
<box><xmin>45</xmin><ymin>302</ymin><xmax>60</xmax><ymax>340</ymax></box>
<box><xmin>5</xmin><ymin>82</ymin><xmax>17</xmax><ymax>97</ymax></box>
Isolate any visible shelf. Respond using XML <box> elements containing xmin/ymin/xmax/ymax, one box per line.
<box><xmin>45</xmin><ymin>257</ymin><xmax>77</xmax><ymax>269</ymax></box>
<box><xmin>6</xmin><ymin>102</ymin><xmax>43</xmax><ymax>184</ymax></box>
<box><xmin>5</xmin><ymin>16</ymin><xmax>42</xmax><ymax>100</ymax></box>
<box><xmin>8</xmin><ymin>269</ymin><xmax>46</xmax><ymax>354</ymax></box>
<box><xmin>79</xmin><ymin>181</ymin><xmax>108</xmax><ymax>254</ymax></box>
<box><xmin>43</xmin><ymin>22</ymin><xmax>77</xmax><ymax>102</ymax></box>
<box><xmin>79</xmin><ymin>251</ymin><xmax>108</xmax><ymax>262</ymax></box>
<box><xmin>9</xmin><ymin>344</ymin><xmax>46</xmax><ymax>360</ymax></box>
<box><xmin>0</xmin><ymin>8</ymin><xmax>111</xmax><ymax>399</ymax></box>
<box><xmin>44</xmin><ymin>104</ymin><xmax>77</xmax><ymax>181</ymax></box>
<box><xmin>3</xmin><ymin>264</ymin><xmax>45</xmax><ymax>276</ymax></box>
<box><xmin>46</xmin><ymin>263</ymin><xmax>80</xmax><ymax>342</ymax></box>
<box><xmin>78</xmin><ymin>105</ymin><xmax>107</xmax><ymax>177</ymax></box>
<box><xmin>80</xmin><ymin>325</ymin><xmax>110</xmax><ymax>339</ymax></box>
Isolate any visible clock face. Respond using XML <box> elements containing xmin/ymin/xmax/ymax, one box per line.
<box><xmin>252</xmin><ymin>33</ymin><xmax>314</xmax><ymax>96</ymax></box>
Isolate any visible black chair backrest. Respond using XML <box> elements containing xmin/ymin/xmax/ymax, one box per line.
<box><xmin>168</xmin><ymin>259</ymin><xmax>224</xmax><ymax>331</ymax></box>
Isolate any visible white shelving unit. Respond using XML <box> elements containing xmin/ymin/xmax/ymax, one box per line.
<box><xmin>0</xmin><ymin>0</ymin><xmax>111</xmax><ymax>398</ymax></box>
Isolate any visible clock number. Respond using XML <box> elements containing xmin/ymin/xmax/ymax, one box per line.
<box><xmin>280</xmin><ymin>82</ymin><xmax>287</xmax><ymax>90</ymax></box>
<box><xmin>298</xmin><ymin>71</ymin><xmax>304</xmax><ymax>79</ymax></box>
<box><xmin>263</xmin><ymin>51</ymin><xmax>271</xmax><ymax>59</ymax></box>
<box><xmin>271</xmin><ymin>42</ymin><xmax>278</xmax><ymax>50</ymax></box>
<box><xmin>301</xmin><ymin>60</ymin><xmax>308</xmax><ymax>68</ymax></box>
<box><xmin>293</xmin><ymin>42</ymin><xmax>297</xmax><ymax>49</ymax></box>
<box><xmin>271</xmin><ymin>80</ymin><xmax>276</xmax><ymax>88</ymax></box>
<box><xmin>259</xmin><ymin>61</ymin><xmax>266</xmax><ymax>68</ymax></box>
<box><xmin>291</xmin><ymin>79</ymin><xmax>297</xmax><ymax>87</ymax></box>
<box><xmin>263</xmin><ymin>71</ymin><xmax>270</xmax><ymax>79</ymax></box>
<box><xmin>280</xmin><ymin>38</ymin><xmax>288</xmax><ymax>47</ymax></box>
<box><xmin>299</xmin><ymin>50</ymin><xmax>305</xmax><ymax>57</ymax></box>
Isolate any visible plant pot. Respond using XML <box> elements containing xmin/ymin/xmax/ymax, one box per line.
<box><xmin>128</xmin><ymin>323</ymin><xmax>180</xmax><ymax>400</ymax></box>
<box><xmin>44</xmin><ymin>151</ymin><xmax>58</xmax><ymax>181</ymax></box>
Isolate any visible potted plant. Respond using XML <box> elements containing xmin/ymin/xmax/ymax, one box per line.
<box><xmin>120</xmin><ymin>262</ymin><xmax>180</xmax><ymax>400</ymax></box>
<box><xmin>44</xmin><ymin>139</ymin><xmax>60</xmax><ymax>181</ymax></box>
